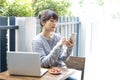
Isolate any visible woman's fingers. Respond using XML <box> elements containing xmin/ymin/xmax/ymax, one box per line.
<box><xmin>65</xmin><ymin>40</ymin><xmax>74</xmax><ymax>48</ymax></box>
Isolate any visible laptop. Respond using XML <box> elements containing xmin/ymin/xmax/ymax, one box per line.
<box><xmin>7</xmin><ymin>51</ymin><xmax>48</xmax><ymax>77</ymax></box>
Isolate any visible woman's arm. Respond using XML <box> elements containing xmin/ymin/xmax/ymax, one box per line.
<box><xmin>58</xmin><ymin>38</ymin><xmax>74</xmax><ymax>61</ymax></box>
<box><xmin>32</xmin><ymin>40</ymin><xmax>63</xmax><ymax>67</ymax></box>
<box><xmin>58</xmin><ymin>47</ymin><xmax>73</xmax><ymax>61</ymax></box>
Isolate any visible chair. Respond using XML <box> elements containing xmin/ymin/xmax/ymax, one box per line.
<box><xmin>65</xmin><ymin>56</ymin><xmax>85</xmax><ymax>80</ymax></box>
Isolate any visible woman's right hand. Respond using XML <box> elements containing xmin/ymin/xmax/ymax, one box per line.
<box><xmin>58</xmin><ymin>37</ymin><xmax>66</xmax><ymax>46</ymax></box>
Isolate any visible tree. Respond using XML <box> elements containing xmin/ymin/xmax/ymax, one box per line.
<box><xmin>97</xmin><ymin>0</ymin><xmax>104</xmax><ymax>6</ymax></box>
<box><xmin>79</xmin><ymin>0</ymin><xmax>104</xmax><ymax>8</ymax></box>
<box><xmin>1</xmin><ymin>0</ymin><xmax>72</xmax><ymax>17</ymax></box>
<box><xmin>2</xmin><ymin>0</ymin><xmax>34</xmax><ymax>17</ymax></box>
<box><xmin>0</xmin><ymin>0</ymin><xmax>7</xmax><ymax>16</ymax></box>
<box><xmin>32</xmin><ymin>0</ymin><xmax>72</xmax><ymax>16</ymax></box>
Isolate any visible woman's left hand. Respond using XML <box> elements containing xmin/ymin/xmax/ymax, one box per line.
<box><xmin>65</xmin><ymin>39</ymin><xmax>74</xmax><ymax>48</ymax></box>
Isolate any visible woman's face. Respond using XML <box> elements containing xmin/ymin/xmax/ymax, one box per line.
<box><xmin>43</xmin><ymin>18</ymin><xmax>57</xmax><ymax>32</ymax></box>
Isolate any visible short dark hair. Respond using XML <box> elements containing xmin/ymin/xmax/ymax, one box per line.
<box><xmin>38</xmin><ymin>9</ymin><xmax>58</xmax><ymax>27</ymax></box>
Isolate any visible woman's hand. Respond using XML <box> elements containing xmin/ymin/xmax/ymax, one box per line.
<box><xmin>57</xmin><ymin>37</ymin><xmax>74</xmax><ymax>48</ymax></box>
<box><xmin>65</xmin><ymin>39</ymin><xmax>74</xmax><ymax>48</ymax></box>
<box><xmin>58</xmin><ymin>37</ymin><xmax>66</xmax><ymax>46</ymax></box>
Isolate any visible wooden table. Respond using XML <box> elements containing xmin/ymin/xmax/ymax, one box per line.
<box><xmin>0</xmin><ymin>68</ymin><xmax>81</xmax><ymax>80</ymax></box>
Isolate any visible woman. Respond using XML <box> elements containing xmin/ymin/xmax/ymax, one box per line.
<box><xmin>32</xmin><ymin>9</ymin><xmax>74</xmax><ymax>68</ymax></box>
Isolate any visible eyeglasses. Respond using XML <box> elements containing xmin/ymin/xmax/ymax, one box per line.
<box><xmin>49</xmin><ymin>19</ymin><xmax>58</xmax><ymax>23</ymax></box>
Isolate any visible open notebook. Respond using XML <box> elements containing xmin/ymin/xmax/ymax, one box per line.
<box><xmin>7</xmin><ymin>51</ymin><xmax>48</xmax><ymax>77</ymax></box>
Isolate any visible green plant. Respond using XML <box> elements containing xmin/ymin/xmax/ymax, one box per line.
<box><xmin>79</xmin><ymin>0</ymin><xmax>84</xmax><ymax>7</ymax></box>
<box><xmin>32</xmin><ymin>0</ymin><xmax>72</xmax><ymax>16</ymax></box>
<box><xmin>0</xmin><ymin>0</ymin><xmax>7</xmax><ymax>16</ymax></box>
<box><xmin>1</xmin><ymin>0</ymin><xmax>72</xmax><ymax>17</ymax></box>
<box><xmin>3</xmin><ymin>0</ymin><xmax>34</xmax><ymax>17</ymax></box>
<box><xmin>97</xmin><ymin>0</ymin><xmax>104</xmax><ymax>6</ymax></box>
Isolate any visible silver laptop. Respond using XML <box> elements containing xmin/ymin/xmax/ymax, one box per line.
<box><xmin>7</xmin><ymin>51</ymin><xmax>48</xmax><ymax>77</ymax></box>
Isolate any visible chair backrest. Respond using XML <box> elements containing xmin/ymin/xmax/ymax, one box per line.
<box><xmin>65</xmin><ymin>56</ymin><xmax>85</xmax><ymax>80</ymax></box>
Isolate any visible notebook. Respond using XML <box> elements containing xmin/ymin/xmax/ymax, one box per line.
<box><xmin>7</xmin><ymin>51</ymin><xmax>48</xmax><ymax>77</ymax></box>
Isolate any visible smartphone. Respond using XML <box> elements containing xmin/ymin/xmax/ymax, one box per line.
<box><xmin>69</xmin><ymin>33</ymin><xmax>76</xmax><ymax>42</ymax></box>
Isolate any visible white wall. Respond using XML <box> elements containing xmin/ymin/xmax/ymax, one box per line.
<box><xmin>84</xmin><ymin>18</ymin><xmax>120</xmax><ymax>80</ymax></box>
<box><xmin>15</xmin><ymin>17</ymin><xmax>37</xmax><ymax>52</ymax></box>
